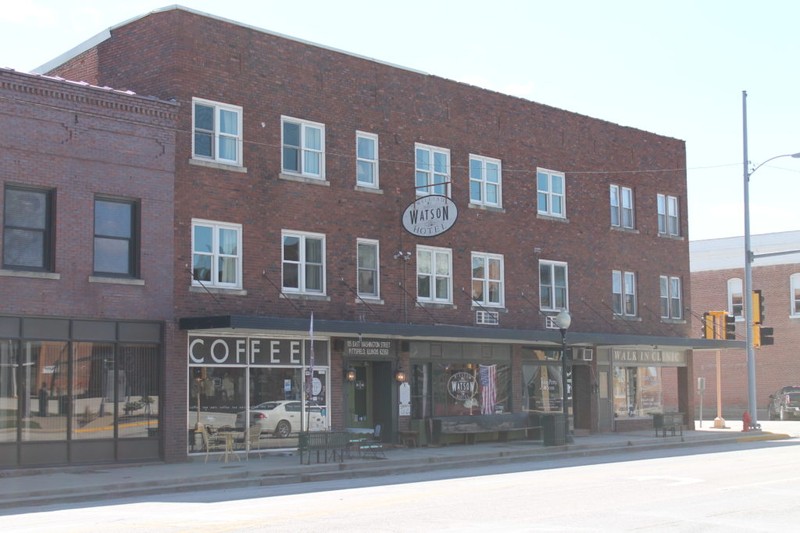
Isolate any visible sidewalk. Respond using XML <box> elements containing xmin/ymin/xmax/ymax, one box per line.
<box><xmin>0</xmin><ymin>425</ymin><xmax>790</xmax><ymax>511</ymax></box>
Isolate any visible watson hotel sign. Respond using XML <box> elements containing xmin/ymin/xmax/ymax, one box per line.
<box><xmin>402</xmin><ymin>195</ymin><xmax>458</xmax><ymax>237</ymax></box>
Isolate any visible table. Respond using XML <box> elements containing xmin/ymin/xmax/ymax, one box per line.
<box><xmin>398</xmin><ymin>430</ymin><xmax>419</xmax><ymax>448</ymax></box>
<box><xmin>217</xmin><ymin>432</ymin><xmax>241</xmax><ymax>463</ymax></box>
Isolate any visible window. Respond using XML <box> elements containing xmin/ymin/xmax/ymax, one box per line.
<box><xmin>416</xmin><ymin>245</ymin><xmax>452</xmax><ymax>303</ymax></box>
<box><xmin>660</xmin><ymin>275</ymin><xmax>682</xmax><ymax>319</ymax></box>
<box><xmin>539</xmin><ymin>260</ymin><xmax>568</xmax><ymax>311</ymax></box>
<box><xmin>471</xmin><ymin>252</ymin><xmax>504</xmax><ymax>306</ymax></box>
<box><xmin>357</xmin><ymin>239</ymin><xmax>379</xmax><ymax>298</ymax></box>
<box><xmin>791</xmin><ymin>274</ymin><xmax>800</xmax><ymax>317</ymax></box>
<box><xmin>282</xmin><ymin>231</ymin><xmax>325</xmax><ymax>294</ymax></box>
<box><xmin>3</xmin><ymin>186</ymin><xmax>53</xmax><ymax>270</ymax></box>
<box><xmin>728</xmin><ymin>278</ymin><xmax>743</xmax><ymax>319</ymax></box>
<box><xmin>282</xmin><ymin>117</ymin><xmax>325</xmax><ymax>178</ymax></box>
<box><xmin>192</xmin><ymin>98</ymin><xmax>242</xmax><ymax>165</ymax></box>
<box><xmin>94</xmin><ymin>198</ymin><xmax>138</xmax><ymax>277</ymax></box>
<box><xmin>192</xmin><ymin>220</ymin><xmax>242</xmax><ymax>289</ymax></box>
<box><xmin>415</xmin><ymin>144</ymin><xmax>450</xmax><ymax>197</ymax></box>
<box><xmin>610</xmin><ymin>185</ymin><xmax>634</xmax><ymax>229</ymax></box>
<box><xmin>356</xmin><ymin>132</ymin><xmax>379</xmax><ymax>188</ymax></box>
<box><xmin>612</xmin><ymin>270</ymin><xmax>637</xmax><ymax>316</ymax></box>
<box><xmin>469</xmin><ymin>155</ymin><xmax>502</xmax><ymax>207</ymax></box>
<box><xmin>537</xmin><ymin>168</ymin><xmax>565</xmax><ymax>218</ymax></box>
<box><xmin>657</xmin><ymin>194</ymin><xmax>680</xmax><ymax>236</ymax></box>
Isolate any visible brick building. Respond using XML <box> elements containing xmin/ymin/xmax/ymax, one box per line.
<box><xmin>690</xmin><ymin>231</ymin><xmax>800</xmax><ymax>420</ymax></box>
<box><xmin>0</xmin><ymin>68</ymin><xmax>177</xmax><ymax>467</ymax></box>
<box><xmin>6</xmin><ymin>5</ymin><xmax>733</xmax><ymax>465</ymax></box>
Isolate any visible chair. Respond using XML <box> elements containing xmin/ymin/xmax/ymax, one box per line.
<box><xmin>359</xmin><ymin>424</ymin><xmax>385</xmax><ymax>459</ymax></box>
<box><xmin>247</xmin><ymin>427</ymin><xmax>262</xmax><ymax>460</ymax></box>
<box><xmin>200</xmin><ymin>426</ymin><xmax>226</xmax><ymax>463</ymax></box>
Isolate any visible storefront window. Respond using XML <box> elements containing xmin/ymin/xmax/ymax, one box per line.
<box><xmin>522</xmin><ymin>349</ymin><xmax>568</xmax><ymax>413</ymax></box>
<box><xmin>613</xmin><ymin>366</ymin><xmax>663</xmax><ymax>417</ymax></box>
<box><xmin>430</xmin><ymin>362</ymin><xmax>509</xmax><ymax>416</ymax></box>
<box><xmin>19</xmin><ymin>341</ymin><xmax>69</xmax><ymax>442</ymax></box>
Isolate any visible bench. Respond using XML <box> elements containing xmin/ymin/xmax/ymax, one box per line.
<box><xmin>433</xmin><ymin>413</ymin><xmax>541</xmax><ymax>444</ymax></box>
<box><xmin>298</xmin><ymin>431</ymin><xmax>350</xmax><ymax>464</ymax></box>
<box><xmin>653</xmin><ymin>412</ymin><xmax>684</xmax><ymax>437</ymax></box>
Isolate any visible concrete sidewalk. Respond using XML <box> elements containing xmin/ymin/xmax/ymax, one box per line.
<box><xmin>0</xmin><ymin>425</ymin><xmax>789</xmax><ymax>511</ymax></box>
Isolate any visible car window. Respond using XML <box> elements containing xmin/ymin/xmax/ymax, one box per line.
<box><xmin>786</xmin><ymin>393</ymin><xmax>800</xmax><ymax>402</ymax></box>
<box><xmin>256</xmin><ymin>402</ymin><xmax>279</xmax><ymax>410</ymax></box>
<box><xmin>285</xmin><ymin>402</ymin><xmax>300</xmax><ymax>412</ymax></box>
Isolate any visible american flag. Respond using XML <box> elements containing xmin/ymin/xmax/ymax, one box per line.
<box><xmin>479</xmin><ymin>364</ymin><xmax>496</xmax><ymax>415</ymax></box>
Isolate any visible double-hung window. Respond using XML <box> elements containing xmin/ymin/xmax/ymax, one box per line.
<box><xmin>537</xmin><ymin>168</ymin><xmax>565</xmax><ymax>218</ymax></box>
<box><xmin>417</xmin><ymin>245</ymin><xmax>452</xmax><ymax>303</ymax></box>
<box><xmin>727</xmin><ymin>278</ymin><xmax>744</xmax><ymax>319</ymax></box>
<box><xmin>659</xmin><ymin>275</ymin><xmax>682</xmax><ymax>319</ymax></box>
<box><xmin>610</xmin><ymin>185</ymin><xmax>634</xmax><ymax>229</ymax></box>
<box><xmin>192</xmin><ymin>220</ymin><xmax>242</xmax><ymax>289</ymax></box>
<box><xmin>282</xmin><ymin>231</ymin><xmax>325</xmax><ymax>294</ymax></box>
<box><xmin>612</xmin><ymin>270</ymin><xmax>637</xmax><ymax>316</ymax></box>
<box><xmin>94</xmin><ymin>197</ymin><xmax>138</xmax><ymax>277</ymax></box>
<box><xmin>539</xmin><ymin>260</ymin><xmax>568</xmax><ymax>311</ymax></box>
<box><xmin>282</xmin><ymin>117</ymin><xmax>325</xmax><ymax>178</ymax></box>
<box><xmin>471</xmin><ymin>252</ymin><xmax>504</xmax><ymax>307</ymax></box>
<box><xmin>192</xmin><ymin>98</ymin><xmax>243</xmax><ymax>166</ymax></box>
<box><xmin>791</xmin><ymin>273</ymin><xmax>800</xmax><ymax>317</ymax></box>
<box><xmin>356</xmin><ymin>132</ymin><xmax>379</xmax><ymax>188</ymax></box>
<box><xmin>2</xmin><ymin>186</ymin><xmax>53</xmax><ymax>271</ymax></box>
<box><xmin>657</xmin><ymin>194</ymin><xmax>680</xmax><ymax>236</ymax></box>
<box><xmin>357</xmin><ymin>239</ymin><xmax>379</xmax><ymax>298</ymax></box>
<box><xmin>415</xmin><ymin>144</ymin><xmax>450</xmax><ymax>197</ymax></box>
<box><xmin>469</xmin><ymin>155</ymin><xmax>502</xmax><ymax>207</ymax></box>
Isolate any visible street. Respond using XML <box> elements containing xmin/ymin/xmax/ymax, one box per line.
<box><xmin>3</xmin><ymin>425</ymin><xmax>800</xmax><ymax>532</ymax></box>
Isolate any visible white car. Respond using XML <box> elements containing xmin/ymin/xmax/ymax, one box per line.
<box><xmin>235</xmin><ymin>401</ymin><xmax>324</xmax><ymax>437</ymax></box>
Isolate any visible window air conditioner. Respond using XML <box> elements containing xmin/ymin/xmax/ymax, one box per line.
<box><xmin>475</xmin><ymin>310</ymin><xmax>499</xmax><ymax>325</ymax></box>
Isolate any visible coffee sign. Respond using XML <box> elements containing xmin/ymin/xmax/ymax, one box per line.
<box><xmin>402</xmin><ymin>195</ymin><xmax>458</xmax><ymax>237</ymax></box>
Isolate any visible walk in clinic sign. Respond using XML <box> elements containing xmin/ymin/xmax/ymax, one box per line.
<box><xmin>401</xmin><ymin>195</ymin><xmax>458</xmax><ymax>237</ymax></box>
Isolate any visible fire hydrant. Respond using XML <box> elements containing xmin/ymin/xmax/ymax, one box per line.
<box><xmin>742</xmin><ymin>411</ymin><xmax>751</xmax><ymax>432</ymax></box>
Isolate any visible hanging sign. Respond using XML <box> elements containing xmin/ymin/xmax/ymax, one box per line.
<box><xmin>401</xmin><ymin>195</ymin><xmax>458</xmax><ymax>237</ymax></box>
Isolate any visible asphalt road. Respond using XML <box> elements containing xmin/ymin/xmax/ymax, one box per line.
<box><xmin>4</xmin><ymin>431</ymin><xmax>800</xmax><ymax>532</ymax></box>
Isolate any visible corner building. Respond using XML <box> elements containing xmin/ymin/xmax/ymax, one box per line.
<box><xmin>40</xmin><ymin>6</ymin><xmax>729</xmax><ymax>462</ymax></box>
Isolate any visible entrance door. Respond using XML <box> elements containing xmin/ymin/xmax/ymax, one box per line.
<box><xmin>345</xmin><ymin>360</ymin><xmax>394</xmax><ymax>442</ymax></box>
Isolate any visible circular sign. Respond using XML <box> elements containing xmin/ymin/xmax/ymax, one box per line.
<box><xmin>401</xmin><ymin>195</ymin><xmax>458</xmax><ymax>237</ymax></box>
<box><xmin>447</xmin><ymin>371</ymin><xmax>476</xmax><ymax>401</ymax></box>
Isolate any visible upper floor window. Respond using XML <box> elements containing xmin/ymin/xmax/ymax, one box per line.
<box><xmin>356</xmin><ymin>132</ymin><xmax>379</xmax><ymax>188</ymax></box>
<box><xmin>791</xmin><ymin>273</ymin><xmax>800</xmax><ymax>317</ymax></box>
<box><xmin>417</xmin><ymin>245</ymin><xmax>452</xmax><ymax>303</ymax></box>
<box><xmin>657</xmin><ymin>193</ymin><xmax>680</xmax><ymax>236</ymax></box>
<box><xmin>357</xmin><ymin>239</ymin><xmax>379</xmax><ymax>298</ymax></box>
<box><xmin>94</xmin><ymin>197</ymin><xmax>138</xmax><ymax>277</ymax></box>
<box><xmin>612</xmin><ymin>270</ymin><xmax>637</xmax><ymax>316</ymax></box>
<box><xmin>415</xmin><ymin>144</ymin><xmax>450</xmax><ymax>197</ymax></box>
<box><xmin>469</xmin><ymin>155</ymin><xmax>502</xmax><ymax>207</ymax></box>
<box><xmin>610</xmin><ymin>185</ymin><xmax>634</xmax><ymax>229</ymax></box>
<box><xmin>192</xmin><ymin>98</ymin><xmax>242</xmax><ymax>166</ymax></box>
<box><xmin>659</xmin><ymin>275</ymin><xmax>682</xmax><ymax>319</ymax></box>
<box><xmin>2</xmin><ymin>186</ymin><xmax>53</xmax><ymax>271</ymax></box>
<box><xmin>282</xmin><ymin>231</ymin><xmax>325</xmax><ymax>294</ymax></box>
<box><xmin>282</xmin><ymin>117</ymin><xmax>325</xmax><ymax>178</ymax></box>
<box><xmin>537</xmin><ymin>168</ymin><xmax>565</xmax><ymax>218</ymax></box>
<box><xmin>727</xmin><ymin>278</ymin><xmax>743</xmax><ymax>319</ymax></box>
<box><xmin>471</xmin><ymin>252</ymin><xmax>504</xmax><ymax>307</ymax></box>
<box><xmin>539</xmin><ymin>260</ymin><xmax>568</xmax><ymax>311</ymax></box>
<box><xmin>192</xmin><ymin>220</ymin><xmax>242</xmax><ymax>289</ymax></box>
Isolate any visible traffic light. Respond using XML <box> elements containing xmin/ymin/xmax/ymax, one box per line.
<box><xmin>759</xmin><ymin>326</ymin><xmax>774</xmax><ymax>346</ymax></box>
<box><xmin>724</xmin><ymin>312</ymin><xmax>736</xmax><ymax>340</ymax></box>
<box><xmin>752</xmin><ymin>290</ymin><xmax>765</xmax><ymax>324</ymax></box>
<box><xmin>702</xmin><ymin>312</ymin><xmax>713</xmax><ymax>339</ymax></box>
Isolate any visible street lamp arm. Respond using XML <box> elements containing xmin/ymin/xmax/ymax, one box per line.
<box><xmin>749</xmin><ymin>152</ymin><xmax>800</xmax><ymax>176</ymax></box>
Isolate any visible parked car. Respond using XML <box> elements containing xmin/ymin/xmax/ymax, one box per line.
<box><xmin>767</xmin><ymin>386</ymin><xmax>800</xmax><ymax>420</ymax></box>
<box><xmin>235</xmin><ymin>400</ymin><xmax>324</xmax><ymax>437</ymax></box>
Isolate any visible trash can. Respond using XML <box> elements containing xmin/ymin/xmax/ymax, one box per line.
<box><xmin>542</xmin><ymin>413</ymin><xmax>566</xmax><ymax>446</ymax></box>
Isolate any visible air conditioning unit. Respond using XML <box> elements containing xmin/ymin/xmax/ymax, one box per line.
<box><xmin>576</xmin><ymin>348</ymin><xmax>594</xmax><ymax>361</ymax></box>
<box><xmin>545</xmin><ymin>316</ymin><xmax>558</xmax><ymax>329</ymax></box>
<box><xmin>475</xmin><ymin>310</ymin><xmax>499</xmax><ymax>325</ymax></box>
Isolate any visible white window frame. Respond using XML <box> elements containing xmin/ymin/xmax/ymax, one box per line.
<box><xmin>192</xmin><ymin>98</ymin><xmax>243</xmax><ymax>166</ymax></box>
<box><xmin>356</xmin><ymin>131</ymin><xmax>379</xmax><ymax>188</ymax></box>
<box><xmin>416</xmin><ymin>245</ymin><xmax>452</xmax><ymax>303</ymax></box>
<box><xmin>282</xmin><ymin>230</ymin><xmax>326</xmax><ymax>295</ymax></box>
<box><xmin>728</xmin><ymin>278</ymin><xmax>744</xmax><ymax>319</ymax></box>
<box><xmin>357</xmin><ymin>238</ymin><xmax>380</xmax><ymax>299</ymax></box>
<box><xmin>539</xmin><ymin>260</ymin><xmax>569</xmax><ymax>311</ymax></box>
<box><xmin>191</xmin><ymin>219</ymin><xmax>242</xmax><ymax>289</ymax></box>
<box><xmin>660</xmin><ymin>275</ymin><xmax>682</xmax><ymax>319</ymax></box>
<box><xmin>657</xmin><ymin>193</ymin><xmax>680</xmax><ymax>236</ymax></box>
<box><xmin>469</xmin><ymin>154</ymin><xmax>502</xmax><ymax>208</ymax></box>
<box><xmin>471</xmin><ymin>252</ymin><xmax>504</xmax><ymax>307</ymax></box>
<box><xmin>537</xmin><ymin>168</ymin><xmax>565</xmax><ymax>218</ymax></box>
<box><xmin>281</xmin><ymin>116</ymin><xmax>325</xmax><ymax>179</ymax></box>
<box><xmin>610</xmin><ymin>185</ymin><xmax>634</xmax><ymax>229</ymax></box>
<box><xmin>791</xmin><ymin>273</ymin><xmax>800</xmax><ymax>317</ymax></box>
<box><xmin>612</xmin><ymin>270</ymin><xmax>637</xmax><ymax>317</ymax></box>
<box><xmin>415</xmin><ymin>144</ymin><xmax>451</xmax><ymax>197</ymax></box>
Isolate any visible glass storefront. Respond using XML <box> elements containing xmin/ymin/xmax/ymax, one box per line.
<box><xmin>612</xmin><ymin>366</ymin><xmax>664</xmax><ymax>418</ymax></box>
<box><xmin>522</xmin><ymin>349</ymin><xmax>568</xmax><ymax>414</ymax></box>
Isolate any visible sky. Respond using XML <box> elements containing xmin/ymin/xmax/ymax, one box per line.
<box><xmin>1</xmin><ymin>0</ymin><xmax>798</xmax><ymax>241</ymax></box>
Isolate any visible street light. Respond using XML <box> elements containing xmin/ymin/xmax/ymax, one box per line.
<box><xmin>741</xmin><ymin>90</ymin><xmax>800</xmax><ymax>427</ymax></box>
<box><xmin>553</xmin><ymin>308</ymin><xmax>572</xmax><ymax>443</ymax></box>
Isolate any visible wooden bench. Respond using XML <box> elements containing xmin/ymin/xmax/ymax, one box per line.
<box><xmin>432</xmin><ymin>413</ymin><xmax>541</xmax><ymax>444</ymax></box>
<box><xmin>653</xmin><ymin>412</ymin><xmax>684</xmax><ymax>437</ymax></box>
<box><xmin>298</xmin><ymin>431</ymin><xmax>350</xmax><ymax>464</ymax></box>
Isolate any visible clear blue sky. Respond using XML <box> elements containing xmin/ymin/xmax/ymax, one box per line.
<box><xmin>2</xmin><ymin>0</ymin><xmax>798</xmax><ymax>241</ymax></box>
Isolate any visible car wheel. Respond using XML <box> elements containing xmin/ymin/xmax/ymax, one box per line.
<box><xmin>275</xmin><ymin>420</ymin><xmax>291</xmax><ymax>438</ymax></box>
